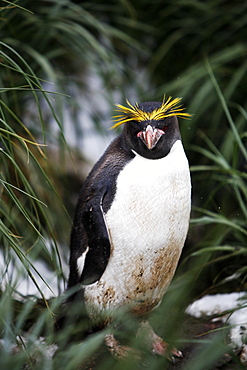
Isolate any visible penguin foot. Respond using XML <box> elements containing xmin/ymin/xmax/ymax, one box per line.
<box><xmin>152</xmin><ymin>339</ymin><xmax>183</xmax><ymax>360</ymax></box>
<box><xmin>138</xmin><ymin>321</ymin><xmax>183</xmax><ymax>360</ymax></box>
<box><xmin>104</xmin><ymin>322</ymin><xmax>183</xmax><ymax>362</ymax></box>
<box><xmin>104</xmin><ymin>334</ymin><xmax>139</xmax><ymax>359</ymax></box>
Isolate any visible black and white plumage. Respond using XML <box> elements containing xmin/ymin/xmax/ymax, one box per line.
<box><xmin>68</xmin><ymin>98</ymin><xmax>191</xmax><ymax>349</ymax></box>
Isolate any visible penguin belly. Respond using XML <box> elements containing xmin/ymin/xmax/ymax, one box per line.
<box><xmin>83</xmin><ymin>140</ymin><xmax>191</xmax><ymax>320</ymax></box>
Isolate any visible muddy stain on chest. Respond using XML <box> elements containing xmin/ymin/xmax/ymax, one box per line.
<box><xmin>123</xmin><ymin>243</ymin><xmax>181</xmax><ymax>303</ymax></box>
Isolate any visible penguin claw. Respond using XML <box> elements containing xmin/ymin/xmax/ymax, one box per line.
<box><xmin>152</xmin><ymin>339</ymin><xmax>183</xmax><ymax>360</ymax></box>
<box><xmin>172</xmin><ymin>348</ymin><xmax>184</xmax><ymax>358</ymax></box>
<box><xmin>171</xmin><ymin>347</ymin><xmax>183</xmax><ymax>358</ymax></box>
<box><xmin>169</xmin><ymin>347</ymin><xmax>183</xmax><ymax>363</ymax></box>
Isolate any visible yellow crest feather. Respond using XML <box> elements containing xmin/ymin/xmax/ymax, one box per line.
<box><xmin>111</xmin><ymin>95</ymin><xmax>191</xmax><ymax>129</ymax></box>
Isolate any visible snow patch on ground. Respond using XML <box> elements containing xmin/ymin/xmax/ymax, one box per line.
<box><xmin>0</xmin><ymin>336</ymin><xmax>58</xmax><ymax>364</ymax></box>
<box><xmin>186</xmin><ymin>292</ymin><xmax>246</xmax><ymax>318</ymax></box>
<box><xmin>187</xmin><ymin>292</ymin><xmax>247</xmax><ymax>363</ymax></box>
<box><xmin>0</xmin><ymin>246</ymin><xmax>68</xmax><ymax>299</ymax></box>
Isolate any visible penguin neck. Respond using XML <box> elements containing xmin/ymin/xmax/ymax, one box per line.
<box><xmin>120</xmin><ymin>132</ymin><xmax>180</xmax><ymax>160</ymax></box>
<box><xmin>130</xmin><ymin>139</ymin><xmax>181</xmax><ymax>160</ymax></box>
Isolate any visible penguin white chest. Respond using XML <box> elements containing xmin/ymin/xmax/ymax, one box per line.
<box><xmin>84</xmin><ymin>140</ymin><xmax>191</xmax><ymax>316</ymax></box>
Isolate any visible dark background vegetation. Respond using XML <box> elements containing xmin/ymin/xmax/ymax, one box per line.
<box><xmin>0</xmin><ymin>0</ymin><xmax>246</xmax><ymax>368</ymax></box>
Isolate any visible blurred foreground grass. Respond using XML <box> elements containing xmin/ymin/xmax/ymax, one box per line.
<box><xmin>0</xmin><ymin>0</ymin><xmax>246</xmax><ymax>368</ymax></box>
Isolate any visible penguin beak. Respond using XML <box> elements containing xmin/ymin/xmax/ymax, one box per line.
<box><xmin>137</xmin><ymin>124</ymin><xmax>165</xmax><ymax>149</ymax></box>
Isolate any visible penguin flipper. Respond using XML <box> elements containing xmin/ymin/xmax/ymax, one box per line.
<box><xmin>78</xmin><ymin>193</ymin><xmax>111</xmax><ymax>285</ymax></box>
<box><xmin>68</xmin><ymin>190</ymin><xmax>111</xmax><ymax>287</ymax></box>
<box><xmin>68</xmin><ymin>136</ymin><xmax>134</xmax><ymax>288</ymax></box>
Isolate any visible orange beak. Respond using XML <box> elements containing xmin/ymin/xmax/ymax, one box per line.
<box><xmin>137</xmin><ymin>125</ymin><xmax>165</xmax><ymax>149</ymax></box>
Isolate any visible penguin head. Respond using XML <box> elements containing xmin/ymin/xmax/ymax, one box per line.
<box><xmin>112</xmin><ymin>97</ymin><xmax>191</xmax><ymax>159</ymax></box>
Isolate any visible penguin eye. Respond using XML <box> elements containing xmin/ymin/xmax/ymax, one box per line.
<box><xmin>155</xmin><ymin>121</ymin><xmax>168</xmax><ymax>132</ymax></box>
